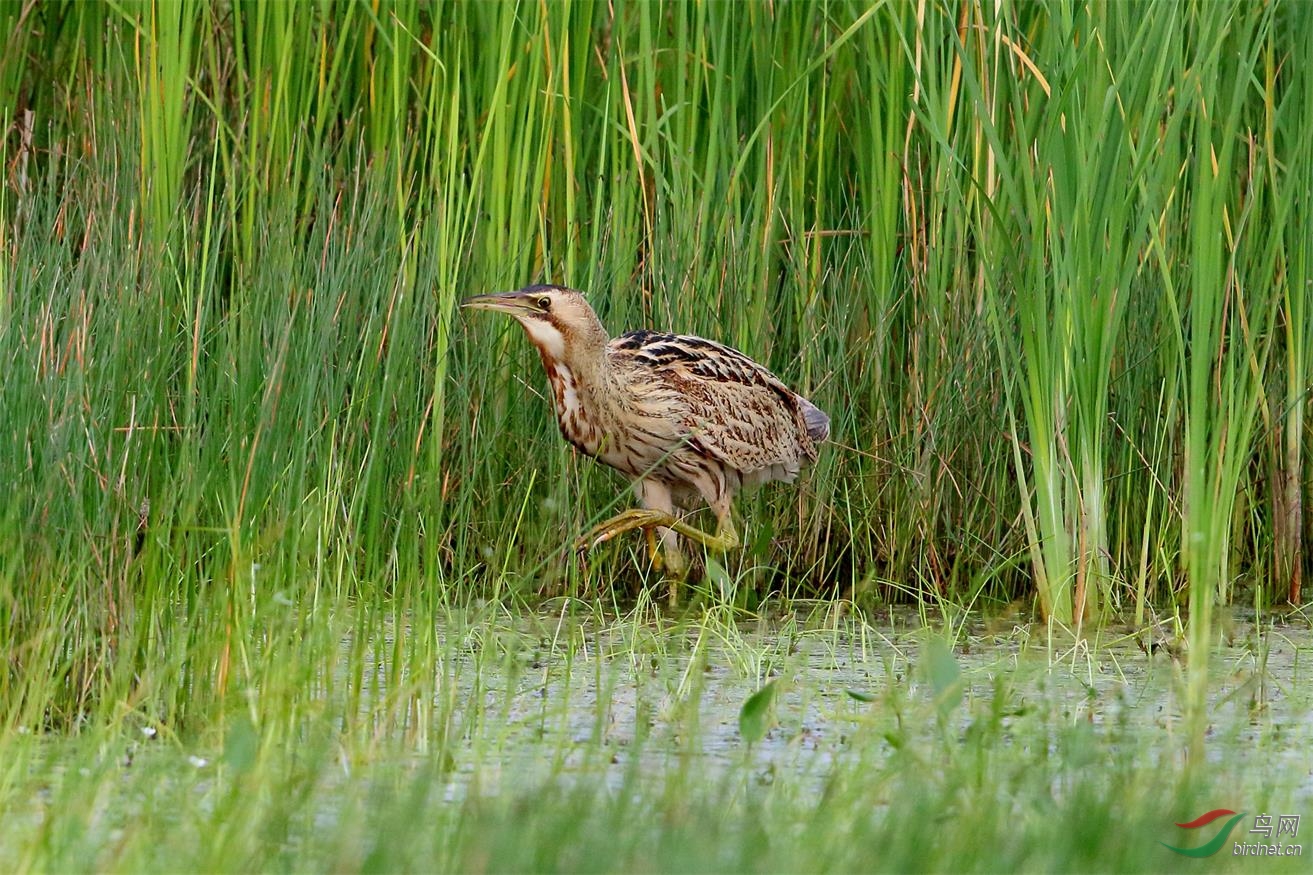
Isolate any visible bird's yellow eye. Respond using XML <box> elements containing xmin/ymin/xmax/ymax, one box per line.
<box><xmin>536</xmin><ymin>296</ymin><xmax>552</xmax><ymax>311</ymax></box>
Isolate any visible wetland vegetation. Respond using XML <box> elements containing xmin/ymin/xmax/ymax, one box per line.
<box><xmin>1</xmin><ymin>1</ymin><xmax>1310</xmax><ymax>871</ymax></box>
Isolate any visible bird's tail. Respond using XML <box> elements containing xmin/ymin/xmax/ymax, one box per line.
<box><xmin>798</xmin><ymin>396</ymin><xmax>830</xmax><ymax>443</ymax></box>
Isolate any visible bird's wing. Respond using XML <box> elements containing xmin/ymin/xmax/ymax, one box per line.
<box><xmin>611</xmin><ymin>331</ymin><xmax>822</xmax><ymax>476</ymax></box>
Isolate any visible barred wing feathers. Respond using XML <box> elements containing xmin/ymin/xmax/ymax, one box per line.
<box><xmin>609</xmin><ymin>330</ymin><xmax>828</xmax><ymax>484</ymax></box>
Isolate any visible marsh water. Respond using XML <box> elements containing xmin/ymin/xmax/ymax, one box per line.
<box><xmin>336</xmin><ymin>605</ymin><xmax>1313</xmax><ymax>803</ymax></box>
<box><xmin>12</xmin><ymin>604</ymin><xmax>1313</xmax><ymax>873</ymax></box>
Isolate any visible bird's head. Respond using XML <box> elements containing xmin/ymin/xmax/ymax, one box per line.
<box><xmin>460</xmin><ymin>284</ymin><xmax>608</xmax><ymax>365</ymax></box>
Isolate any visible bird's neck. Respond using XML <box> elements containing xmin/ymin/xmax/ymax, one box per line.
<box><xmin>536</xmin><ymin>329</ymin><xmax>617</xmax><ymax>456</ymax></box>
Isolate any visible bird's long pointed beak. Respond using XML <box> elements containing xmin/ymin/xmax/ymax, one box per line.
<box><xmin>459</xmin><ymin>291</ymin><xmax>537</xmax><ymax>315</ymax></box>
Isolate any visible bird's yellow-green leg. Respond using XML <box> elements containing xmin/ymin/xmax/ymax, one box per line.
<box><xmin>645</xmin><ymin>526</ymin><xmax>660</xmax><ymax>567</ymax></box>
<box><xmin>644</xmin><ymin>527</ymin><xmax>677</xmax><ymax>570</ymax></box>
<box><xmin>642</xmin><ymin>525</ymin><xmax>687</xmax><ymax>604</ymax></box>
<box><xmin>577</xmin><ymin>509</ymin><xmax>738</xmax><ymax>555</ymax></box>
<box><xmin>578</xmin><ymin>509</ymin><xmax>730</xmax><ymax>606</ymax></box>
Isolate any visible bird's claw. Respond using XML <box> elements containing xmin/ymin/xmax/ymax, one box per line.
<box><xmin>576</xmin><ymin>509</ymin><xmax>659</xmax><ymax>556</ymax></box>
<box><xmin>574</xmin><ymin>530</ymin><xmax>612</xmax><ymax>556</ymax></box>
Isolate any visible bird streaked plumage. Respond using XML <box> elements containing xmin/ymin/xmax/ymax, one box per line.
<box><xmin>461</xmin><ymin>284</ymin><xmax>829</xmax><ymax>597</ymax></box>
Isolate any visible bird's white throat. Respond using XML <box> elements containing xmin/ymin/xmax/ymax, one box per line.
<box><xmin>521</xmin><ymin>317</ymin><xmax>566</xmax><ymax>360</ymax></box>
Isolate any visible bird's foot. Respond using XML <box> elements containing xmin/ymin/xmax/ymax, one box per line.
<box><xmin>575</xmin><ymin>508</ymin><xmax>679</xmax><ymax>554</ymax></box>
<box><xmin>577</xmin><ymin>508</ymin><xmax>739</xmax><ymax>554</ymax></box>
<box><xmin>577</xmin><ymin>508</ymin><xmax>742</xmax><ymax>607</ymax></box>
<box><xmin>577</xmin><ymin>509</ymin><xmax>693</xmax><ymax>605</ymax></box>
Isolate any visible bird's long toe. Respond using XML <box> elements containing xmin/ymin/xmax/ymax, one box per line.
<box><xmin>575</xmin><ymin>508</ymin><xmax>676</xmax><ymax>553</ymax></box>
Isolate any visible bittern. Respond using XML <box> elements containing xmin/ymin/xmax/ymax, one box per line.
<box><xmin>462</xmin><ymin>284</ymin><xmax>829</xmax><ymax>593</ymax></box>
